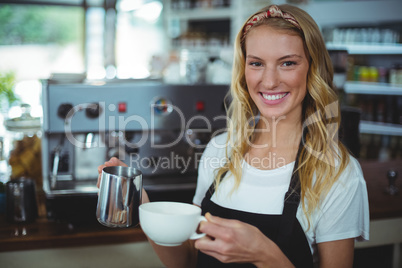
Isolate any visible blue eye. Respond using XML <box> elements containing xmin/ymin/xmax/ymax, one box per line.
<box><xmin>249</xmin><ymin>61</ymin><xmax>262</xmax><ymax>67</ymax></box>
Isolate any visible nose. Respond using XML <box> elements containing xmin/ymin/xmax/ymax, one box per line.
<box><xmin>261</xmin><ymin>67</ymin><xmax>279</xmax><ymax>89</ymax></box>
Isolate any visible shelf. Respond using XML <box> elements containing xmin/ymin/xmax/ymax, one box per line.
<box><xmin>344</xmin><ymin>82</ymin><xmax>402</xmax><ymax>95</ymax></box>
<box><xmin>326</xmin><ymin>42</ymin><xmax>402</xmax><ymax>55</ymax></box>
<box><xmin>360</xmin><ymin>121</ymin><xmax>402</xmax><ymax>136</ymax></box>
<box><xmin>169</xmin><ymin>7</ymin><xmax>233</xmax><ymax>20</ymax></box>
<box><xmin>170</xmin><ymin>45</ymin><xmax>228</xmax><ymax>58</ymax></box>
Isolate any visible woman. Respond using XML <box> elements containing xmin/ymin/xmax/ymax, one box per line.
<box><xmin>98</xmin><ymin>4</ymin><xmax>369</xmax><ymax>267</ymax></box>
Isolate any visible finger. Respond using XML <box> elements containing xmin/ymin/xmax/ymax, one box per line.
<box><xmin>104</xmin><ymin>160</ymin><xmax>116</xmax><ymax>166</ymax></box>
<box><xmin>107</xmin><ymin>157</ymin><xmax>119</xmax><ymax>165</ymax></box>
<box><xmin>142</xmin><ymin>189</ymin><xmax>150</xmax><ymax>203</ymax></box>
<box><xmin>97</xmin><ymin>164</ymin><xmax>107</xmax><ymax>188</ymax></box>
<box><xmin>205</xmin><ymin>213</ymin><xmax>241</xmax><ymax>228</ymax></box>
<box><xmin>195</xmin><ymin>235</ymin><xmax>230</xmax><ymax>261</ymax></box>
<box><xmin>199</xmin><ymin>220</ymin><xmax>233</xmax><ymax>243</ymax></box>
<box><xmin>96</xmin><ymin>172</ymin><xmax>103</xmax><ymax>188</ymax></box>
<box><xmin>109</xmin><ymin>157</ymin><xmax>127</xmax><ymax>167</ymax></box>
<box><xmin>194</xmin><ymin>234</ymin><xmax>215</xmax><ymax>250</ymax></box>
<box><xmin>98</xmin><ymin>164</ymin><xmax>106</xmax><ymax>174</ymax></box>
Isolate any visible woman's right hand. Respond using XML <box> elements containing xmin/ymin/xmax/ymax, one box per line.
<box><xmin>97</xmin><ymin>157</ymin><xmax>150</xmax><ymax>204</ymax></box>
<box><xmin>97</xmin><ymin>157</ymin><xmax>127</xmax><ymax>188</ymax></box>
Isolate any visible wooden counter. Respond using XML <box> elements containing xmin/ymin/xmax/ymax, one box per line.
<box><xmin>0</xmin><ymin>160</ymin><xmax>401</xmax><ymax>253</ymax></box>
<box><xmin>360</xmin><ymin>160</ymin><xmax>402</xmax><ymax>220</ymax></box>
<box><xmin>0</xmin><ymin>190</ymin><xmax>147</xmax><ymax>252</ymax></box>
<box><xmin>0</xmin><ymin>215</ymin><xmax>147</xmax><ymax>252</ymax></box>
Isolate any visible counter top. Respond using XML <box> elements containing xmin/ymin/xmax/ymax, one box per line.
<box><xmin>0</xmin><ymin>190</ymin><xmax>147</xmax><ymax>252</ymax></box>
<box><xmin>0</xmin><ymin>215</ymin><xmax>147</xmax><ymax>252</ymax></box>
<box><xmin>0</xmin><ymin>160</ymin><xmax>401</xmax><ymax>253</ymax></box>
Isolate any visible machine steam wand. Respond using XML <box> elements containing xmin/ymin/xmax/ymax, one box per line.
<box><xmin>51</xmin><ymin>136</ymin><xmax>65</xmax><ymax>189</ymax></box>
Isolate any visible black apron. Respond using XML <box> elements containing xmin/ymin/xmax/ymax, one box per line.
<box><xmin>196</xmin><ymin>144</ymin><xmax>314</xmax><ymax>268</ymax></box>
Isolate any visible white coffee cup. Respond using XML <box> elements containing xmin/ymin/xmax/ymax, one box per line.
<box><xmin>139</xmin><ymin>201</ymin><xmax>206</xmax><ymax>246</ymax></box>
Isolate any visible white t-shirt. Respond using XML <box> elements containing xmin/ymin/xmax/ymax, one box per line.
<box><xmin>193</xmin><ymin>133</ymin><xmax>370</xmax><ymax>263</ymax></box>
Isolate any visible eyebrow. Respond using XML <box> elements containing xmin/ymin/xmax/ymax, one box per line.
<box><xmin>246</xmin><ymin>54</ymin><xmax>304</xmax><ymax>61</ymax></box>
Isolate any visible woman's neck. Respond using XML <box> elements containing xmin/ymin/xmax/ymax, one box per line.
<box><xmin>244</xmin><ymin>117</ymin><xmax>302</xmax><ymax>170</ymax></box>
<box><xmin>251</xmin><ymin>115</ymin><xmax>302</xmax><ymax>150</ymax></box>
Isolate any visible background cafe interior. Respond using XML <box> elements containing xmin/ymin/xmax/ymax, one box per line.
<box><xmin>0</xmin><ymin>0</ymin><xmax>401</xmax><ymax>267</ymax></box>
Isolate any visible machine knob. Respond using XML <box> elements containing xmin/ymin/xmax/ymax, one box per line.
<box><xmin>57</xmin><ymin>103</ymin><xmax>74</xmax><ymax>119</ymax></box>
<box><xmin>86</xmin><ymin>103</ymin><xmax>102</xmax><ymax>119</ymax></box>
<box><xmin>125</xmin><ymin>144</ymin><xmax>139</xmax><ymax>155</ymax></box>
<box><xmin>388</xmin><ymin>170</ymin><xmax>397</xmax><ymax>180</ymax></box>
<box><xmin>385</xmin><ymin>169</ymin><xmax>398</xmax><ymax>195</ymax></box>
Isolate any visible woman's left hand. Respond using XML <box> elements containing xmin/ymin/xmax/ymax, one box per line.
<box><xmin>194</xmin><ymin>213</ymin><xmax>294</xmax><ymax>267</ymax></box>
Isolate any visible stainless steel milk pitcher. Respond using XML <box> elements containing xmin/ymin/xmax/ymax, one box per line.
<box><xmin>96</xmin><ymin>166</ymin><xmax>142</xmax><ymax>228</ymax></box>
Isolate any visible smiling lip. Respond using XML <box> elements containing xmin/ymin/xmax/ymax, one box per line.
<box><xmin>260</xmin><ymin>92</ymin><xmax>289</xmax><ymax>104</ymax></box>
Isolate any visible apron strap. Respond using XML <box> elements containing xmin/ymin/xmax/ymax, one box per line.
<box><xmin>275</xmin><ymin>139</ymin><xmax>304</xmax><ymax>250</ymax></box>
<box><xmin>204</xmin><ymin>170</ymin><xmax>228</xmax><ymax>200</ymax></box>
<box><xmin>203</xmin><ymin>137</ymin><xmax>305</xmax><ymax>251</ymax></box>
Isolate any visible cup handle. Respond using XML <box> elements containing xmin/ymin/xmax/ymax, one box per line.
<box><xmin>189</xmin><ymin>215</ymin><xmax>207</xmax><ymax>240</ymax></box>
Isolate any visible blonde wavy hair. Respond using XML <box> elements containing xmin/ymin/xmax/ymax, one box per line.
<box><xmin>216</xmin><ymin>4</ymin><xmax>350</xmax><ymax>221</ymax></box>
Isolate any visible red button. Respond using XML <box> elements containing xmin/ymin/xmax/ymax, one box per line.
<box><xmin>118</xmin><ymin>102</ymin><xmax>127</xmax><ymax>113</ymax></box>
<box><xmin>196</xmin><ymin>101</ymin><xmax>205</xmax><ymax>112</ymax></box>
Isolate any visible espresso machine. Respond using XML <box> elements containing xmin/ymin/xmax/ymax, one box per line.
<box><xmin>41</xmin><ymin>80</ymin><xmax>229</xmax><ymax>224</ymax></box>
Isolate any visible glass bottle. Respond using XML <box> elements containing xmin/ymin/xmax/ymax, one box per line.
<box><xmin>4</xmin><ymin>103</ymin><xmax>42</xmax><ymax>188</ymax></box>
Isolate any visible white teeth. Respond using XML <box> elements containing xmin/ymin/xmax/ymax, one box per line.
<box><xmin>262</xmin><ymin>93</ymin><xmax>287</xmax><ymax>101</ymax></box>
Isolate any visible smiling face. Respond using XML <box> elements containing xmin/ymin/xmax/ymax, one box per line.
<box><xmin>245</xmin><ymin>25</ymin><xmax>310</xmax><ymax>125</ymax></box>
